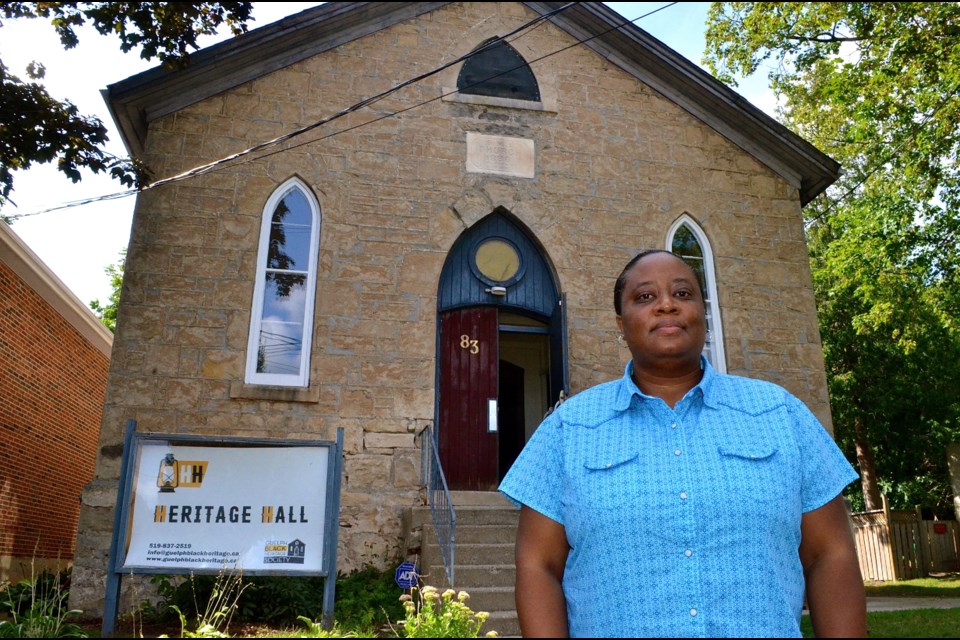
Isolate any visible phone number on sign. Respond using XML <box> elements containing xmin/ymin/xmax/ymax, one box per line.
<box><xmin>148</xmin><ymin>543</ymin><xmax>192</xmax><ymax>549</ymax></box>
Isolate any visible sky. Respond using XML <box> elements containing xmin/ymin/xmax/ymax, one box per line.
<box><xmin>0</xmin><ymin>2</ymin><xmax>777</xmax><ymax>308</ymax></box>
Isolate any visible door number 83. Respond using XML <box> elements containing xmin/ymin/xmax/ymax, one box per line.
<box><xmin>460</xmin><ymin>334</ymin><xmax>480</xmax><ymax>354</ymax></box>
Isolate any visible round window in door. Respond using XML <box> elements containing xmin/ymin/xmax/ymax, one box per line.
<box><xmin>472</xmin><ymin>238</ymin><xmax>524</xmax><ymax>285</ymax></box>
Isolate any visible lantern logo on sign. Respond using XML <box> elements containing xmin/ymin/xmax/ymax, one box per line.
<box><xmin>156</xmin><ymin>453</ymin><xmax>208</xmax><ymax>493</ymax></box>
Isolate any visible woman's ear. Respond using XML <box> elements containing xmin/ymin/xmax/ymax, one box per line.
<box><xmin>616</xmin><ymin>315</ymin><xmax>623</xmax><ymax>334</ymax></box>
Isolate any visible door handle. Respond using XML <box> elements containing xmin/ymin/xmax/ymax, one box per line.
<box><xmin>487</xmin><ymin>398</ymin><xmax>498</xmax><ymax>433</ymax></box>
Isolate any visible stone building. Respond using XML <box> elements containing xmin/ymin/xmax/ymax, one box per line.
<box><xmin>0</xmin><ymin>221</ymin><xmax>112</xmax><ymax>582</ymax></box>
<box><xmin>71</xmin><ymin>1</ymin><xmax>840</xmax><ymax>619</ymax></box>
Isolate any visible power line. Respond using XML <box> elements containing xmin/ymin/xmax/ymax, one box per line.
<box><xmin>142</xmin><ymin>2</ymin><xmax>582</xmax><ymax>187</ymax></box>
<box><xmin>255</xmin><ymin>2</ymin><xmax>680</xmax><ymax>164</ymax></box>
<box><xmin>6</xmin><ymin>188</ymin><xmax>137</xmax><ymax>219</ymax></box>
<box><xmin>7</xmin><ymin>2</ymin><xmax>678</xmax><ymax>220</ymax></box>
<box><xmin>6</xmin><ymin>2</ymin><xmax>580</xmax><ymax>219</ymax></box>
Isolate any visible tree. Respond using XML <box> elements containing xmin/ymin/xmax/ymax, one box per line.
<box><xmin>0</xmin><ymin>2</ymin><xmax>254</xmax><ymax>208</ymax></box>
<box><xmin>810</xmin><ymin>206</ymin><xmax>960</xmax><ymax>511</ymax></box>
<box><xmin>89</xmin><ymin>251</ymin><xmax>124</xmax><ymax>333</ymax></box>
<box><xmin>705</xmin><ymin>2</ymin><xmax>960</xmax><ymax>512</ymax></box>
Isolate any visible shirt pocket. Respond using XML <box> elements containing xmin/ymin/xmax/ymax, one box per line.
<box><xmin>565</xmin><ymin>449</ymin><xmax>689</xmax><ymax>554</ymax></box>
<box><xmin>717</xmin><ymin>444</ymin><xmax>788</xmax><ymax>506</ymax></box>
<box><xmin>564</xmin><ymin>450</ymin><xmax>639</xmax><ymax>513</ymax></box>
<box><xmin>583</xmin><ymin>450</ymin><xmax>639</xmax><ymax>473</ymax></box>
<box><xmin>571</xmin><ymin>451</ymin><xmax>638</xmax><ymax>509</ymax></box>
<box><xmin>562</xmin><ymin>451</ymin><xmax>641</xmax><ymax>545</ymax></box>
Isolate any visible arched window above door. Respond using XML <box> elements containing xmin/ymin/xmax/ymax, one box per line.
<box><xmin>666</xmin><ymin>215</ymin><xmax>727</xmax><ymax>373</ymax></box>
<box><xmin>245</xmin><ymin>178</ymin><xmax>321</xmax><ymax>387</ymax></box>
<box><xmin>438</xmin><ymin>210</ymin><xmax>556</xmax><ymax>317</ymax></box>
<box><xmin>457</xmin><ymin>38</ymin><xmax>541</xmax><ymax>102</ymax></box>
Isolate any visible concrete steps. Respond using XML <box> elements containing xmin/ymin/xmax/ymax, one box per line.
<box><xmin>411</xmin><ymin>493</ymin><xmax>521</xmax><ymax>637</ymax></box>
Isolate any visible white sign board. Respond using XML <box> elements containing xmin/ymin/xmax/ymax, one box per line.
<box><xmin>123</xmin><ymin>443</ymin><xmax>329</xmax><ymax>573</ymax></box>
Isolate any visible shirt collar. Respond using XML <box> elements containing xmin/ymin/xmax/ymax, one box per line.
<box><xmin>613</xmin><ymin>356</ymin><xmax>719</xmax><ymax>411</ymax></box>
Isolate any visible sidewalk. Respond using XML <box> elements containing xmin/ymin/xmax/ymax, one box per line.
<box><xmin>866</xmin><ymin>597</ymin><xmax>960</xmax><ymax>612</ymax></box>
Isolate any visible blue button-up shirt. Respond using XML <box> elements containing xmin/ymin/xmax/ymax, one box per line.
<box><xmin>499</xmin><ymin>360</ymin><xmax>858</xmax><ymax>638</ymax></box>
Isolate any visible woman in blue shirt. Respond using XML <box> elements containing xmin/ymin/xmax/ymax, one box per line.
<box><xmin>499</xmin><ymin>250</ymin><xmax>866</xmax><ymax>638</ymax></box>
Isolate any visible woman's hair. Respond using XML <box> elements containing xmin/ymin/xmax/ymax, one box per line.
<box><xmin>613</xmin><ymin>249</ymin><xmax>705</xmax><ymax>315</ymax></box>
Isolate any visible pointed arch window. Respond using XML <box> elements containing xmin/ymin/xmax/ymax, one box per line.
<box><xmin>245</xmin><ymin>178</ymin><xmax>320</xmax><ymax>387</ymax></box>
<box><xmin>667</xmin><ymin>215</ymin><xmax>727</xmax><ymax>373</ymax></box>
<box><xmin>457</xmin><ymin>38</ymin><xmax>540</xmax><ymax>102</ymax></box>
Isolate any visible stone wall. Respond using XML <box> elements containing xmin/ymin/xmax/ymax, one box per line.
<box><xmin>70</xmin><ymin>2</ymin><xmax>831</xmax><ymax>616</ymax></box>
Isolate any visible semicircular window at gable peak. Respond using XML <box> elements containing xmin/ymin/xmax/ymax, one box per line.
<box><xmin>457</xmin><ymin>38</ymin><xmax>541</xmax><ymax>102</ymax></box>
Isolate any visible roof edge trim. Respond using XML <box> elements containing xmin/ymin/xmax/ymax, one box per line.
<box><xmin>0</xmin><ymin>223</ymin><xmax>113</xmax><ymax>357</ymax></box>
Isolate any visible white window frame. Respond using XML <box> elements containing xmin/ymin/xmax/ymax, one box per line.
<box><xmin>245</xmin><ymin>177</ymin><xmax>320</xmax><ymax>387</ymax></box>
<box><xmin>666</xmin><ymin>214</ymin><xmax>727</xmax><ymax>373</ymax></box>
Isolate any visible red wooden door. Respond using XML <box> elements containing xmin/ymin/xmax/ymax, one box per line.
<box><xmin>438</xmin><ymin>308</ymin><xmax>499</xmax><ymax>490</ymax></box>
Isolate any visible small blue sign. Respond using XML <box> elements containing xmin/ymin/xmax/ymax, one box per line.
<box><xmin>395</xmin><ymin>561</ymin><xmax>419</xmax><ymax>589</ymax></box>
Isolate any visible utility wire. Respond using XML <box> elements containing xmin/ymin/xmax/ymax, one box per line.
<box><xmin>142</xmin><ymin>2</ymin><xmax>581</xmax><ymax>188</ymax></box>
<box><xmin>253</xmin><ymin>2</ymin><xmax>680</xmax><ymax>164</ymax></box>
<box><xmin>5</xmin><ymin>5</ymin><xmax>564</xmax><ymax>219</ymax></box>
<box><xmin>7</xmin><ymin>2</ymin><xmax>579</xmax><ymax>218</ymax></box>
<box><xmin>7</xmin><ymin>2</ymin><xmax>678</xmax><ymax>220</ymax></box>
<box><xmin>7</xmin><ymin>188</ymin><xmax>136</xmax><ymax>219</ymax></box>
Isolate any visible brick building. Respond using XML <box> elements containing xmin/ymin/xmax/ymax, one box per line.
<box><xmin>71</xmin><ymin>2</ymin><xmax>841</xmax><ymax>617</ymax></box>
<box><xmin>0</xmin><ymin>221</ymin><xmax>112</xmax><ymax>583</ymax></box>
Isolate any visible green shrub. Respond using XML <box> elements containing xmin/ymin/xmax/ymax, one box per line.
<box><xmin>148</xmin><ymin>574</ymin><xmax>329</xmax><ymax>625</ymax></box>
<box><xmin>159</xmin><ymin>569</ymin><xmax>247</xmax><ymax>639</ymax></box>
<box><xmin>144</xmin><ymin>566</ymin><xmax>404</xmax><ymax>630</ymax></box>
<box><xmin>240</xmin><ymin>575</ymin><xmax>327</xmax><ymax>624</ymax></box>
<box><xmin>0</xmin><ymin>569</ymin><xmax>85</xmax><ymax>638</ymax></box>
<box><xmin>0</xmin><ymin>571</ymin><xmax>69</xmax><ymax>617</ymax></box>
<box><xmin>334</xmin><ymin>567</ymin><xmax>405</xmax><ymax>632</ymax></box>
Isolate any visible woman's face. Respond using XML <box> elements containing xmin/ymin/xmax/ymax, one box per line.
<box><xmin>616</xmin><ymin>252</ymin><xmax>707</xmax><ymax>370</ymax></box>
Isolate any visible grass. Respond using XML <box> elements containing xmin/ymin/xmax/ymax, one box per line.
<box><xmin>865</xmin><ymin>575</ymin><xmax>960</xmax><ymax>598</ymax></box>
<box><xmin>797</xmin><ymin>574</ymin><xmax>960</xmax><ymax>638</ymax></box>
<box><xmin>801</xmin><ymin>608</ymin><xmax>960</xmax><ymax>638</ymax></box>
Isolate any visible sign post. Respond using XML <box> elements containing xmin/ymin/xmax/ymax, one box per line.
<box><xmin>102</xmin><ymin>425</ymin><xmax>344</xmax><ymax>637</ymax></box>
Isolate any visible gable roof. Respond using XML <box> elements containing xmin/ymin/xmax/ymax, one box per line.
<box><xmin>0</xmin><ymin>222</ymin><xmax>113</xmax><ymax>357</ymax></box>
<box><xmin>103</xmin><ymin>1</ymin><xmax>839</xmax><ymax>206</ymax></box>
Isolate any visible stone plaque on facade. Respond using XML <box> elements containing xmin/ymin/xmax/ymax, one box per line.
<box><xmin>466</xmin><ymin>132</ymin><xmax>535</xmax><ymax>178</ymax></box>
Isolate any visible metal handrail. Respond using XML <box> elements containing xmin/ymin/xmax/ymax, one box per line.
<box><xmin>419</xmin><ymin>424</ymin><xmax>456</xmax><ymax>586</ymax></box>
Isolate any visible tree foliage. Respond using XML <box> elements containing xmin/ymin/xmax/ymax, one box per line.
<box><xmin>0</xmin><ymin>2</ymin><xmax>254</xmax><ymax>208</ymax></box>
<box><xmin>89</xmin><ymin>250</ymin><xmax>124</xmax><ymax>333</ymax></box>
<box><xmin>705</xmin><ymin>2</ymin><xmax>960</xmax><ymax>512</ymax></box>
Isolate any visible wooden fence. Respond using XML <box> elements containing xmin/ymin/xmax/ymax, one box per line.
<box><xmin>851</xmin><ymin>496</ymin><xmax>960</xmax><ymax>581</ymax></box>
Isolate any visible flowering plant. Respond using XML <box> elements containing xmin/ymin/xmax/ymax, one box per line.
<box><xmin>398</xmin><ymin>586</ymin><xmax>497</xmax><ymax>638</ymax></box>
